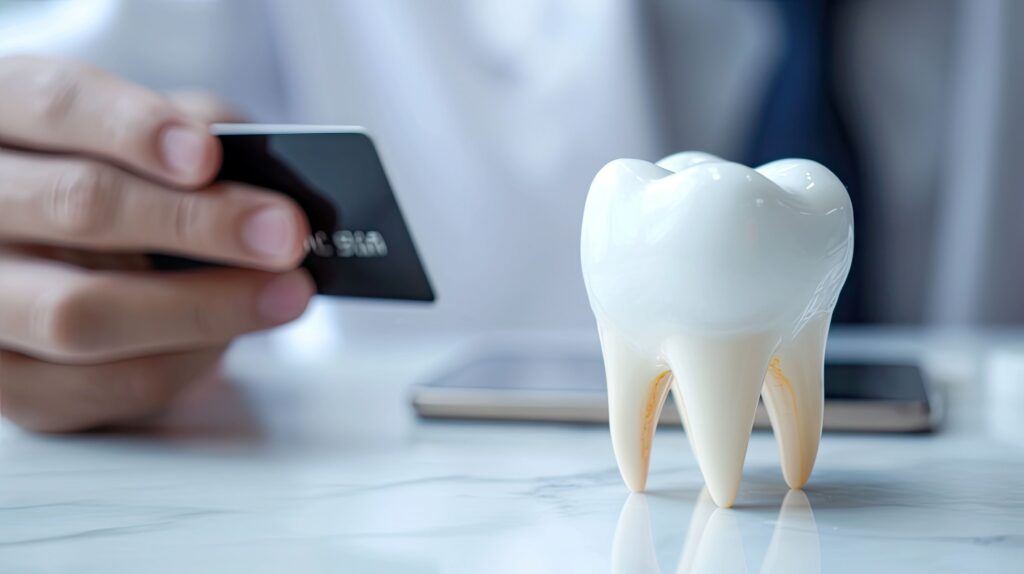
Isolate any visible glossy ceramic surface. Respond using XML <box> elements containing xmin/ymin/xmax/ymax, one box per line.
<box><xmin>581</xmin><ymin>153</ymin><xmax>854</xmax><ymax>506</ymax></box>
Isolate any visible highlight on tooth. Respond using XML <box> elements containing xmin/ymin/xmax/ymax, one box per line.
<box><xmin>581</xmin><ymin>151</ymin><xmax>854</xmax><ymax>508</ymax></box>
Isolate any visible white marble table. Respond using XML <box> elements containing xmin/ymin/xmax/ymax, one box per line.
<box><xmin>2</xmin><ymin>320</ymin><xmax>1023</xmax><ymax>573</ymax></box>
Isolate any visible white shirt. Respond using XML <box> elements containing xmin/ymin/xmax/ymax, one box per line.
<box><xmin>3</xmin><ymin>0</ymin><xmax>1022</xmax><ymax>333</ymax></box>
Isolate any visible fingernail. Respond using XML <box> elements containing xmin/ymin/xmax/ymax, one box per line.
<box><xmin>160</xmin><ymin>125</ymin><xmax>208</xmax><ymax>177</ymax></box>
<box><xmin>258</xmin><ymin>272</ymin><xmax>314</xmax><ymax>323</ymax></box>
<box><xmin>243</xmin><ymin>206</ymin><xmax>296</xmax><ymax>260</ymax></box>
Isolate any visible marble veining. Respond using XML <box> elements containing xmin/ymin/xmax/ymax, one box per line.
<box><xmin>1</xmin><ymin>330</ymin><xmax>1023</xmax><ymax>573</ymax></box>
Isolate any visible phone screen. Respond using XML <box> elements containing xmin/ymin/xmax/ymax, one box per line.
<box><xmin>421</xmin><ymin>355</ymin><xmax>929</xmax><ymax>403</ymax></box>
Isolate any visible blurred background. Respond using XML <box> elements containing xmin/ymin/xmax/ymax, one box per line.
<box><xmin>1</xmin><ymin>0</ymin><xmax>1022</xmax><ymax>338</ymax></box>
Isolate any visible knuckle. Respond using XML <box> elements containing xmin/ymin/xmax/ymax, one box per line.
<box><xmin>170</xmin><ymin>193</ymin><xmax>206</xmax><ymax>246</ymax></box>
<box><xmin>47</xmin><ymin>163</ymin><xmax>121</xmax><ymax>236</ymax></box>
<box><xmin>28</xmin><ymin>59</ymin><xmax>86</xmax><ymax>126</ymax></box>
<box><xmin>28</xmin><ymin>279</ymin><xmax>106</xmax><ymax>358</ymax></box>
<box><xmin>187</xmin><ymin>298</ymin><xmax>221</xmax><ymax>341</ymax></box>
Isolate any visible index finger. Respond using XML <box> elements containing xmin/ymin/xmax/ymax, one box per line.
<box><xmin>0</xmin><ymin>153</ymin><xmax>309</xmax><ymax>271</ymax></box>
<box><xmin>0</xmin><ymin>55</ymin><xmax>220</xmax><ymax>188</ymax></box>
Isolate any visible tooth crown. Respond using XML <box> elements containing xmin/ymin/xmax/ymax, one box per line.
<box><xmin>581</xmin><ymin>152</ymin><xmax>853</xmax><ymax>508</ymax></box>
<box><xmin>582</xmin><ymin>153</ymin><xmax>852</xmax><ymax>344</ymax></box>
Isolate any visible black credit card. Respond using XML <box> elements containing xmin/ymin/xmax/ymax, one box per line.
<box><xmin>151</xmin><ymin>125</ymin><xmax>435</xmax><ymax>302</ymax></box>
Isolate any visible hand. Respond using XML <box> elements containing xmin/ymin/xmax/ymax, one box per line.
<box><xmin>0</xmin><ymin>56</ymin><xmax>314</xmax><ymax>432</ymax></box>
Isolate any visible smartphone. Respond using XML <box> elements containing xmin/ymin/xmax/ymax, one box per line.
<box><xmin>412</xmin><ymin>353</ymin><xmax>940</xmax><ymax>432</ymax></box>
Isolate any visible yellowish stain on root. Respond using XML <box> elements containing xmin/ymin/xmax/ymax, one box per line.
<box><xmin>766</xmin><ymin>356</ymin><xmax>808</xmax><ymax>489</ymax></box>
<box><xmin>638</xmin><ymin>370</ymin><xmax>673</xmax><ymax>490</ymax></box>
<box><xmin>767</xmin><ymin>357</ymin><xmax>798</xmax><ymax>416</ymax></box>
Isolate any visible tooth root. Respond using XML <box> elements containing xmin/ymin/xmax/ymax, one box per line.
<box><xmin>669</xmin><ymin>382</ymin><xmax>698</xmax><ymax>461</ymax></box>
<box><xmin>761</xmin><ymin>316</ymin><xmax>828</xmax><ymax>490</ymax></box>
<box><xmin>600</xmin><ymin>324</ymin><xmax>671</xmax><ymax>492</ymax></box>
<box><xmin>664</xmin><ymin>333</ymin><xmax>777</xmax><ymax>508</ymax></box>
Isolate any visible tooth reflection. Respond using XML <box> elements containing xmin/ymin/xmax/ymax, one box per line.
<box><xmin>676</xmin><ymin>490</ymin><xmax>747</xmax><ymax>574</ymax></box>
<box><xmin>611</xmin><ymin>494</ymin><xmax>662</xmax><ymax>574</ymax></box>
<box><xmin>760</xmin><ymin>491</ymin><xmax>820</xmax><ymax>574</ymax></box>
<box><xmin>611</xmin><ymin>491</ymin><xmax>820</xmax><ymax>574</ymax></box>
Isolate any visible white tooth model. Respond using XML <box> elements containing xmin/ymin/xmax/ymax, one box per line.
<box><xmin>581</xmin><ymin>152</ymin><xmax>853</xmax><ymax>508</ymax></box>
